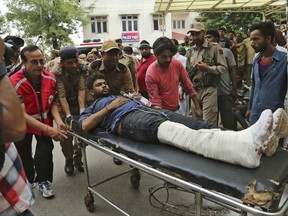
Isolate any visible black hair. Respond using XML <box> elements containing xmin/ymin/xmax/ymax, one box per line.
<box><xmin>123</xmin><ymin>46</ymin><xmax>133</xmax><ymax>55</ymax></box>
<box><xmin>171</xmin><ymin>38</ymin><xmax>179</xmax><ymax>46</ymax></box>
<box><xmin>206</xmin><ymin>30</ymin><xmax>220</xmax><ymax>42</ymax></box>
<box><xmin>229</xmin><ymin>30</ymin><xmax>235</xmax><ymax>34</ymax></box>
<box><xmin>20</xmin><ymin>45</ymin><xmax>42</xmax><ymax>62</ymax></box>
<box><xmin>236</xmin><ymin>32</ymin><xmax>243</xmax><ymax>38</ymax></box>
<box><xmin>152</xmin><ymin>37</ymin><xmax>177</xmax><ymax>56</ymax></box>
<box><xmin>87</xmin><ymin>72</ymin><xmax>106</xmax><ymax>90</ymax></box>
<box><xmin>218</xmin><ymin>27</ymin><xmax>226</xmax><ymax>32</ymax></box>
<box><xmin>249</xmin><ymin>22</ymin><xmax>275</xmax><ymax>42</ymax></box>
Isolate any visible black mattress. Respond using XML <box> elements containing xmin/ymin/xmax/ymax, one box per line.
<box><xmin>71</xmin><ymin>119</ymin><xmax>288</xmax><ymax>210</ymax></box>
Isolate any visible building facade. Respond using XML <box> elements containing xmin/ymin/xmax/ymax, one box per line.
<box><xmin>80</xmin><ymin>0</ymin><xmax>198</xmax><ymax>47</ymax></box>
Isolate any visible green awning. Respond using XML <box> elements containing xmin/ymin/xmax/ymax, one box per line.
<box><xmin>154</xmin><ymin>0</ymin><xmax>286</xmax><ymax>16</ymax></box>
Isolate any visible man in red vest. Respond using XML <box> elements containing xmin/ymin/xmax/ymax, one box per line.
<box><xmin>10</xmin><ymin>45</ymin><xmax>67</xmax><ymax>199</ymax></box>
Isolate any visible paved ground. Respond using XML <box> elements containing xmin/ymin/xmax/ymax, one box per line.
<box><xmin>28</xmin><ymin>139</ymin><xmax>267</xmax><ymax>216</ymax></box>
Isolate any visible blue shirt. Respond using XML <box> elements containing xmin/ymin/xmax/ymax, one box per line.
<box><xmin>249</xmin><ymin>48</ymin><xmax>287</xmax><ymax>124</ymax></box>
<box><xmin>79</xmin><ymin>96</ymin><xmax>142</xmax><ymax>133</ymax></box>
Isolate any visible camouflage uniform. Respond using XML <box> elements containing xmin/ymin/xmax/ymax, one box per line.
<box><xmin>187</xmin><ymin>40</ymin><xmax>227</xmax><ymax>125</ymax></box>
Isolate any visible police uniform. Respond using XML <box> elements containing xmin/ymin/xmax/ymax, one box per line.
<box><xmin>119</xmin><ymin>54</ymin><xmax>137</xmax><ymax>90</ymax></box>
<box><xmin>55</xmin><ymin>46</ymin><xmax>87</xmax><ymax>174</ymax></box>
<box><xmin>87</xmin><ymin>59</ymin><xmax>135</xmax><ymax>106</ymax></box>
<box><xmin>187</xmin><ymin>39</ymin><xmax>227</xmax><ymax>125</ymax></box>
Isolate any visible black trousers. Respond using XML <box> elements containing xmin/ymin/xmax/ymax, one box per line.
<box><xmin>218</xmin><ymin>95</ymin><xmax>237</xmax><ymax>130</ymax></box>
<box><xmin>14</xmin><ymin>133</ymin><xmax>54</xmax><ymax>183</ymax></box>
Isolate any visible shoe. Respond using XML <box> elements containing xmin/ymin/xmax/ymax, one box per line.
<box><xmin>264</xmin><ymin>108</ymin><xmax>288</xmax><ymax>156</ymax></box>
<box><xmin>74</xmin><ymin>162</ymin><xmax>84</xmax><ymax>172</ymax></box>
<box><xmin>29</xmin><ymin>182</ymin><xmax>36</xmax><ymax>190</ymax></box>
<box><xmin>38</xmin><ymin>181</ymin><xmax>55</xmax><ymax>198</ymax></box>
<box><xmin>113</xmin><ymin>157</ymin><xmax>123</xmax><ymax>165</ymax></box>
<box><xmin>65</xmin><ymin>159</ymin><xmax>74</xmax><ymax>175</ymax></box>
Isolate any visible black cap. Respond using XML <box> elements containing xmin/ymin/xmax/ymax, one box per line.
<box><xmin>59</xmin><ymin>46</ymin><xmax>79</xmax><ymax>60</ymax></box>
<box><xmin>139</xmin><ymin>40</ymin><xmax>151</xmax><ymax>49</ymax></box>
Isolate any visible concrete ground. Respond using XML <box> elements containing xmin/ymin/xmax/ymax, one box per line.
<box><xmin>29</xmin><ymin>139</ymin><xmax>274</xmax><ymax>216</ymax></box>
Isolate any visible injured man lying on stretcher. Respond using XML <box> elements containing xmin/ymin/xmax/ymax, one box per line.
<box><xmin>79</xmin><ymin>72</ymin><xmax>288</xmax><ymax>169</ymax></box>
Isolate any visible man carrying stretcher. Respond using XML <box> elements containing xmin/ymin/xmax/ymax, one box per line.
<box><xmin>79</xmin><ymin>72</ymin><xmax>288</xmax><ymax>169</ymax></box>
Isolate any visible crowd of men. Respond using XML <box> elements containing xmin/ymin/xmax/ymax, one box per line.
<box><xmin>0</xmin><ymin>18</ymin><xmax>287</xmax><ymax>215</ymax></box>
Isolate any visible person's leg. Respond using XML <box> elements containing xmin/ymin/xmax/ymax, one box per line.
<box><xmin>34</xmin><ymin>135</ymin><xmax>54</xmax><ymax>183</ymax></box>
<box><xmin>14</xmin><ymin>134</ymin><xmax>35</xmax><ymax>183</ymax></box>
<box><xmin>218</xmin><ymin>95</ymin><xmax>237</xmax><ymax>130</ymax></box>
<box><xmin>202</xmin><ymin>87</ymin><xmax>218</xmax><ymax>125</ymax></box>
<box><xmin>34</xmin><ymin>135</ymin><xmax>55</xmax><ymax>198</ymax></box>
<box><xmin>263</xmin><ymin>108</ymin><xmax>288</xmax><ymax>156</ymax></box>
<box><xmin>165</xmin><ymin>109</ymin><xmax>217</xmax><ymax>130</ymax></box>
<box><xmin>73</xmin><ymin>137</ymin><xmax>84</xmax><ymax>172</ymax></box>
<box><xmin>121</xmin><ymin>109</ymin><xmax>165</xmax><ymax>142</ymax></box>
<box><xmin>233</xmin><ymin>108</ymin><xmax>249</xmax><ymax>129</ymax></box>
<box><xmin>60</xmin><ymin>136</ymin><xmax>74</xmax><ymax>175</ymax></box>
<box><xmin>245</xmin><ymin>64</ymin><xmax>252</xmax><ymax>87</ymax></box>
<box><xmin>157</xmin><ymin>109</ymin><xmax>280</xmax><ymax>168</ymax></box>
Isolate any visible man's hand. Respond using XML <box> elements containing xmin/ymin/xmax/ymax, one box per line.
<box><xmin>57</xmin><ymin>121</ymin><xmax>67</xmax><ymax>131</ymax></box>
<box><xmin>107</xmin><ymin>98</ymin><xmax>130</xmax><ymax>111</ymax></box>
<box><xmin>179</xmin><ymin>89</ymin><xmax>184</xmax><ymax>101</ymax></box>
<box><xmin>196</xmin><ymin>61</ymin><xmax>209</xmax><ymax>72</ymax></box>
<box><xmin>65</xmin><ymin>115</ymin><xmax>73</xmax><ymax>125</ymax></box>
<box><xmin>245</xmin><ymin>110</ymin><xmax>251</xmax><ymax>120</ymax></box>
<box><xmin>153</xmin><ymin>105</ymin><xmax>162</xmax><ymax>109</ymax></box>
<box><xmin>46</xmin><ymin>126</ymin><xmax>68</xmax><ymax>142</ymax></box>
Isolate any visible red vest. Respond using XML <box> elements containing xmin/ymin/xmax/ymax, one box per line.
<box><xmin>10</xmin><ymin>69</ymin><xmax>57</xmax><ymax>136</ymax></box>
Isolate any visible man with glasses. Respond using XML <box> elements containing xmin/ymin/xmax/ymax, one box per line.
<box><xmin>186</xmin><ymin>22</ymin><xmax>227</xmax><ymax>125</ymax></box>
<box><xmin>10</xmin><ymin>45</ymin><xmax>67</xmax><ymax>199</ymax></box>
<box><xmin>136</xmin><ymin>40</ymin><xmax>156</xmax><ymax>99</ymax></box>
<box><xmin>145</xmin><ymin>37</ymin><xmax>201</xmax><ymax>115</ymax></box>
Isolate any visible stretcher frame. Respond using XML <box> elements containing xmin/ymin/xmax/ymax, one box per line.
<box><xmin>68</xmin><ymin>127</ymin><xmax>288</xmax><ymax>216</ymax></box>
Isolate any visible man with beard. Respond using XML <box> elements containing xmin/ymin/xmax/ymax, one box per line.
<box><xmin>54</xmin><ymin>46</ymin><xmax>86</xmax><ymax>175</ymax></box>
<box><xmin>136</xmin><ymin>40</ymin><xmax>156</xmax><ymax>99</ymax></box>
<box><xmin>186</xmin><ymin>22</ymin><xmax>227</xmax><ymax>125</ymax></box>
<box><xmin>80</xmin><ymin>72</ymin><xmax>288</xmax><ymax>169</ymax></box>
<box><xmin>246</xmin><ymin>22</ymin><xmax>287</xmax><ymax>125</ymax></box>
<box><xmin>88</xmin><ymin>39</ymin><xmax>135</xmax><ymax>165</ymax></box>
<box><xmin>88</xmin><ymin>40</ymin><xmax>134</xmax><ymax>104</ymax></box>
<box><xmin>145</xmin><ymin>37</ymin><xmax>201</xmax><ymax>114</ymax></box>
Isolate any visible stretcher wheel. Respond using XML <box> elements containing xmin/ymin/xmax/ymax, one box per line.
<box><xmin>130</xmin><ymin>169</ymin><xmax>141</xmax><ymax>189</ymax></box>
<box><xmin>84</xmin><ymin>192</ymin><xmax>95</xmax><ymax>212</ymax></box>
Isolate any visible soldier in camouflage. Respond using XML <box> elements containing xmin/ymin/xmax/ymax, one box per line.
<box><xmin>186</xmin><ymin>22</ymin><xmax>227</xmax><ymax>125</ymax></box>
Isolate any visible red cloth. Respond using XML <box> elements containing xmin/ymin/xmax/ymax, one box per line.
<box><xmin>136</xmin><ymin>54</ymin><xmax>156</xmax><ymax>92</ymax></box>
<box><xmin>10</xmin><ymin>69</ymin><xmax>57</xmax><ymax>136</ymax></box>
<box><xmin>146</xmin><ymin>58</ymin><xmax>196</xmax><ymax>111</ymax></box>
<box><xmin>0</xmin><ymin>143</ymin><xmax>34</xmax><ymax>214</ymax></box>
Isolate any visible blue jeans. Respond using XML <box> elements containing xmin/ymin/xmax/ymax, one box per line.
<box><xmin>121</xmin><ymin>107</ymin><xmax>216</xmax><ymax>142</ymax></box>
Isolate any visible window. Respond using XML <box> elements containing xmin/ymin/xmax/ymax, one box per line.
<box><xmin>152</xmin><ymin>14</ymin><xmax>164</xmax><ymax>31</ymax></box>
<box><xmin>121</xmin><ymin>15</ymin><xmax>138</xmax><ymax>32</ymax></box>
<box><xmin>90</xmin><ymin>16</ymin><xmax>108</xmax><ymax>33</ymax></box>
<box><xmin>172</xmin><ymin>20</ymin><xmax>185</xmax><ymax>29</ymax></box>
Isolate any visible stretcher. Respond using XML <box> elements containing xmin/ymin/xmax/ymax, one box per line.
<box><xmin>68</xmin><ymin>118</ymin><xmax>288</xmax><ymax>216</ymax></box>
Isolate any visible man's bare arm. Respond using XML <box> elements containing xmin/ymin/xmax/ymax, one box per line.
<box><xmin>1</xmin><ymin>76</ymin><xmax>26</xmax><ymax>142</ymax></box>
<box><xmin>82</xmin><ymin>97</ymin><xmax>130</xmax><ymax>132</ymax></box>
<box><xmin>0</xmin><ymin>36</ymin><xmax>26</xmax><ymax>142</ymax></box>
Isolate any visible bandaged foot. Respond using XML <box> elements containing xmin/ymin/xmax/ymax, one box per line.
<box><xmin>157</xmin><ymin>120</ymin><xmax>263</xmax><ymax>168</ymax></box>
<box><xmin>249</xmin><ymin>109</ymin><xmax>273</xmax><ymax>155</ymax></box>
<box><xmin>263</xmin><ymin>108</ymin><xmax>288</xmax><ymax>156</ymax></box>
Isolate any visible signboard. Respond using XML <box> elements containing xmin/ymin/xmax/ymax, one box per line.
<box><xmin>122</xmin><ymin>32</ymin><xmax>139</xmax><ymax>42</ymax></box>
